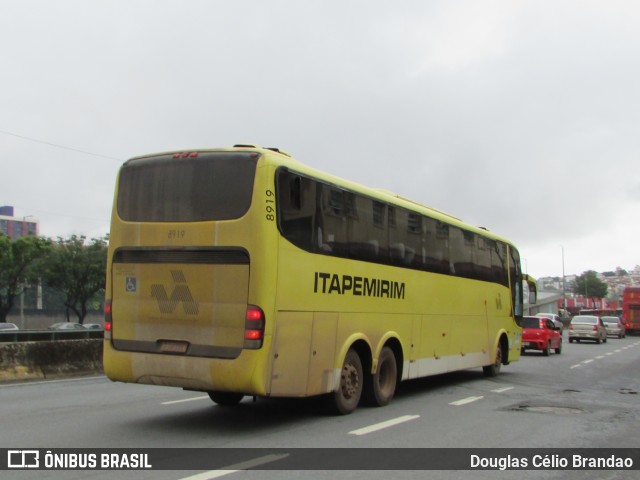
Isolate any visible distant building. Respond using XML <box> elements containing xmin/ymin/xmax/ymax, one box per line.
<box><xmin>0</xmin><ymin>206</ymin><xmax>39</xmax><ymax>239</ymax></box>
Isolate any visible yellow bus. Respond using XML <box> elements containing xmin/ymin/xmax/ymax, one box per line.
<box><xmin>104</xmin><ymin>145</ymin><xmax>536</xmax><ymax>414</ymax></box>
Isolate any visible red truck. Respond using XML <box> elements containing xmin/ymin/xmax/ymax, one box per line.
<box><xmin>521</xmin><ymin>316</ymin><xmax>562</xmax><ymax>356</ymax></box>
<box><xmin>622</xmin><ymin>287</ymin><xmax>640</xmax><ymax>335</ymax></box>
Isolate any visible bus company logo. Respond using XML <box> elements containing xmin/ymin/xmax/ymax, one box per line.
<box><xmin>314</xmin><ymin>271</ymin><xmax>405</xmax><ymax>299</ymax></box>
<box><xmin>8</xmin><ymin>450</ymin><xmax>39</xmax><ymax>469</ymax></box>
<box><xmin>150</xmin><ymin>270</ymin><xmax>199</xmax><ymax>315</ymax></box>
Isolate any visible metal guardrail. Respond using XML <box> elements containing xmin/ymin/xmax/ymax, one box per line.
<box><xmin>0</xmin><ymin>329</ymin><xmax>104</xmax><ymax>343</ymax></box>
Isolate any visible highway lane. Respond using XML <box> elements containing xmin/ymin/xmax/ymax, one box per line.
<box><xmin>1</xmin><ymin>335</ymin><xmax>639</xmax><ymax>480</ymax></box>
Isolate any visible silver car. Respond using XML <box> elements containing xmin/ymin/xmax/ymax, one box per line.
<box><xmin>602</xmin><ymin>316</ymin><xmax>626</xmax><ymax>339</ymax></box>
<box><xmin>48</xmin><ymin>322</ymin><xmax>84</xmax><ymax>330</ymax></box>
<box><xmin>568</xmin><ymin>315</ymin><xmax>607</xmax><ymax>344</ymax></box>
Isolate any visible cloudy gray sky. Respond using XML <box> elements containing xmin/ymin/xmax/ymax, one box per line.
<box><xmin>2</xmin><ymin>0</ymin><xmax>639</xmax><ymax>279</ymax></box>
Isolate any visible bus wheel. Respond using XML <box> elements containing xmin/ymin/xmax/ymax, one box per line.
<box><xmin>333</xmin><ymin>349</ymin><xmax>363</xmax><ymax>415</ymax></box>
<box><xmin>364</xmin><ymin>346</ymin><xmax>397</xmax><ymax>407</ymax></box>
<box><xmin>483</xmin><ymin>343</ymin><xmax>502</xmax><ymax>377</ymax></box>
<box><xmin>208</xmin><ymin>391</ymin><xmax>244</xmax><ymax>406</ymax></box>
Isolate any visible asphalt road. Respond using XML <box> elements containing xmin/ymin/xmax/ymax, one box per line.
<box><xmin>1</xmin><ymin>334</ymin><xmax>639</xmax><ymax>480</ymax></box>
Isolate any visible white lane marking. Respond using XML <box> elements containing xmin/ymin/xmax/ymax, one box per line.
<box><xmin>606</xmin><ymin>352</ymin><xmax>615</xmax><ymax>356</ymax></box>
<box><xmin>162</xmin><ymin>395</ymin><xmax>209</xmax><ymax>405</ymax></box>
<box><xmin>449</xmin><ymin>396</ymin><xmax>484</xmax><ymax>406</ymax></box>
<box><xmin>177</xmin><ymin>454</ymin><xmax>289</xmax><ymax>480</ymax></box>
<box><xmin>582</xmin><ymin>359</ymin><xmax>594</xmax><ymax>364</ymax></box>
<box><xmin>492</xmin><ymin>387</ymin><xmax>514</xmax><ymax>393</ymax></box>
<box><xmin>570</xmin><ymin>364</ymin><xmax>581</xmax><ymax>369</ymax></box>
<box><xmin>0</xmin><ymin>375</ymin><xmax>105</xmax><ymax>388</ymax></box>
<box><xmin>349</xmin><ymin>415</ymin><xmax>420</xmax><ymax>436</ymax></box>
<box><xmin>595</xmin><ymin>356</ymin><xmax>606</xmax><ymax>359</ymax></box>
<box><xmin>615</xmin><ymin>349</ymin><xmax>623</xmax><ymax>353</ymax></box>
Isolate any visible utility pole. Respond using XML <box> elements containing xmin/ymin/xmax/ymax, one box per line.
<box><xmin>561</xmin><ymin>246</ymin><xmax>566</xmax><ymax>316</ymax></box>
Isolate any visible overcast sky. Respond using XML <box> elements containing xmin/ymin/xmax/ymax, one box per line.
<box><xmin>2</xmin><ymin>0</ymin><xmax>639</xmax><ymax>279</ymax></box>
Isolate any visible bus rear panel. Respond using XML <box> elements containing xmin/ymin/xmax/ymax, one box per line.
<box><xmin>104</xmin><ymin>150</ymin><xmax>273</xmax><ymax>394</ymax></box>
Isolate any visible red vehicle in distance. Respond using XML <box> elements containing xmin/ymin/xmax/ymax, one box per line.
<box><xmin>622</xmin><ymin>287</ymin><xmax>640</xmax><ymax>335</ymax></box>
<box><xmin>521</xmin><ymin>316</ymin><xmax>562</xmax><ymax>356</ymax></box>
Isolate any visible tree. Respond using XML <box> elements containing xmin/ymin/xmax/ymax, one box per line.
<box><xmin>0</xmin><ymin>234</ymin><xmax>51</xmax><ymax>322</ymax></box>
<box><xmin>573</xmin><ymin>270</ymin><xmax>608</xmax><ymax>305</ymax></box>
<box><xmin>40</xmin><ymin>235</ymin><xmax>108</xmax><ymax>323</ymax></box>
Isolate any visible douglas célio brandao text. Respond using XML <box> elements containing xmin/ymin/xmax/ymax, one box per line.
<box><xmin>470</xmin><ymin>453</ymin><xmax>634</xmax><ymax>470</ymax></box>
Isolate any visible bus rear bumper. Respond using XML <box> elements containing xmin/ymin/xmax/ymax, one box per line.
<box><xmin>103</xmin><ymin>344</ymin><xmax>267</xmax><ymax>396</ymax></box>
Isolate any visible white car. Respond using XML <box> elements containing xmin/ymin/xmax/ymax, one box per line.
<box><xmin>535</xmin><ymin>313</ymin><xmax>563</xmax><ymax>331</ymax></box>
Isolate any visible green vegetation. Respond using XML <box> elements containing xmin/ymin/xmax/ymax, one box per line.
<box><xmin>0</xmin><ymin>233</ymin><xmax>107</xmax><ymax>324</ymax></box>
<box><xmin>0</xmin><ymin>234</ymin><xmax>51</xmax><ymax>322</ymax></box>
<box><xmin>572</xmin><ymin>270</ymin><xmax>609</xmax><ymax>306</ymax></box>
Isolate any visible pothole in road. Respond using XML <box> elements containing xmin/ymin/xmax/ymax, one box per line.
<box><xmin>619</xmin><ymin>388</ymin><xmax>638</xmax><ymax>395</ymax></box>
<box><xmin>511</xmin><ymin>404</ymin><xmax>584</xmax><ymax>415</ymax></box>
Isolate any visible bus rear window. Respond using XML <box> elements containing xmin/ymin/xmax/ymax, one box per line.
<box><xmin>117</xmin><ymin>152</ymin><xmax>259</xmax><ymax>222</ymax></box>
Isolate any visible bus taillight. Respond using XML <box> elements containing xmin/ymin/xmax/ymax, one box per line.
<box><xmin>104</xmin><ymin>301</ymin><xmax>112</xmax><ymax>337</ymax></box>
<box><xmin>244</xmin><ymin>305</ymin><xmax>265</xmax><ymax>349</ymax></box>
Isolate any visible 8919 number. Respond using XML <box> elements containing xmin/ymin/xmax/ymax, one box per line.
<box><xmin>265</xmin><ymin>189</ymin><xmax>275</xmax><ymax>221</ymax></box>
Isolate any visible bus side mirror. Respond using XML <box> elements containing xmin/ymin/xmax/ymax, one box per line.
<box><xmin>524</xmin><ymin>274</ymin><xmax>537</xmax><ymax>305</ymax></box>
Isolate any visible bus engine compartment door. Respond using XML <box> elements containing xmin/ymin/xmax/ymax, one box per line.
<box><xmin>110</xmin><ymin>248</ymin><xmax>249</xmax><ymax>359</ymax></box>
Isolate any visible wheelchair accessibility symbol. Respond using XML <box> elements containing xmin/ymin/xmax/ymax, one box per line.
<box><xmin>126</xmin><ymin>277</ymin><xmax>137</xmax><ymax>293</ymax></box>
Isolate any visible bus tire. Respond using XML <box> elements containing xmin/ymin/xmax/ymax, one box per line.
<box><xmin>483</xmin><ymin>342</ymin><xmax>502</xmax><ymax>377</ymax></box>
<box><xmin>332</xmin><ymin>349</ymin><xmax>363</xmax><ymax>415</ymax></box>
<box><xmin>364</xmin><ymin>346</ymin><xmax>397</xmax><ymax>407</ymax></box>
<box><xmin>208</xmin><ymin>391</ymin><xmax>244</xmax><ymax>406</ymax></box>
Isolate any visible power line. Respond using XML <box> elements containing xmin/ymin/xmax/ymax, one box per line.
<box><xmin>9</xmin><ymin>206</ymin><xmax>106</xmax><ymax>224</ymax></box>
<box><xmin>0</xmin><ymin>129</ymin><xmax>123</xmax><ymax>162</ymax></box>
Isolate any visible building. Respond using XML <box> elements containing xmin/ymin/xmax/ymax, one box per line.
<box><xmin>0</xmin><ymin>206</ymin><xmax>39</xmax><ymax>239</ymax></box>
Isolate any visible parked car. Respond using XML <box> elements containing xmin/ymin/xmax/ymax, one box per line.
<box><xmin>48</xmin><ymin>322</ymin><xmax>84</xmax><ymax>330</ymax></box>
<box><xmin>601</xmin><ymin>316</ymin><xmax>626</xmax><ymax>339</ymax></box>
<box><xmin>568</xmin><ymin>315</ymin><xmax>607</xmax><ymax>344</ymax></box>
<box><xmin>535</xmin><ymin>313</ymin><xmax>563</xmax><ymax>331</ymax></box>
<box><xmin>0</xmin><ymin>323</ymin><xmax>19</xmax><ymax>331</ymax></box>
<box><xmin>83</xmin><ymin>323</ymin><xmax>103</xmax><ymax>330</ymax></box>
<box><xmin>521</xmin><ymin>316</ymin><xmax>562</xmax><ymax>355</ymax></box>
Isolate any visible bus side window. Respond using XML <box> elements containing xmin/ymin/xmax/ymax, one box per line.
<box><xmin>423</xmin><ymin>217</ymin><xmax>447</xmax><ymax>274</ymax></box>
<box><xmin>450</xmin><ymin>227</ymin><xmax>476</xmax><ymax>277</ymax></box>
<box><xmin>510</xmin><ymin>247</ymin><xmax>523</xmax><ymax>317</ymax></box>
<box><xmin>290</xmin><ymin>176</ymin><xmax>302</xmax><ymax>210</ymax></box>
<box><xmin>276</xmin><ymin>170</ymin><xmax>315</xmax><ymax>251</ymax></box>
<box><xmin>491</xmin><ymin>241</ymin><xmax>508</xmax><ymax>287</ymax></box>
<box><xmin>389</xmin><ymin>208</ymin><xmax>409</xmax><ymax>266</ymax></box>
<box><xmin>476</xmin><ymin>236</ymin><xmax>492</xmax><ymax>282</ymax></box>
<box><xmin>347</xmin><ymin>195</ymin><xmax>379</xmax><ymax>261</ymax></box>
